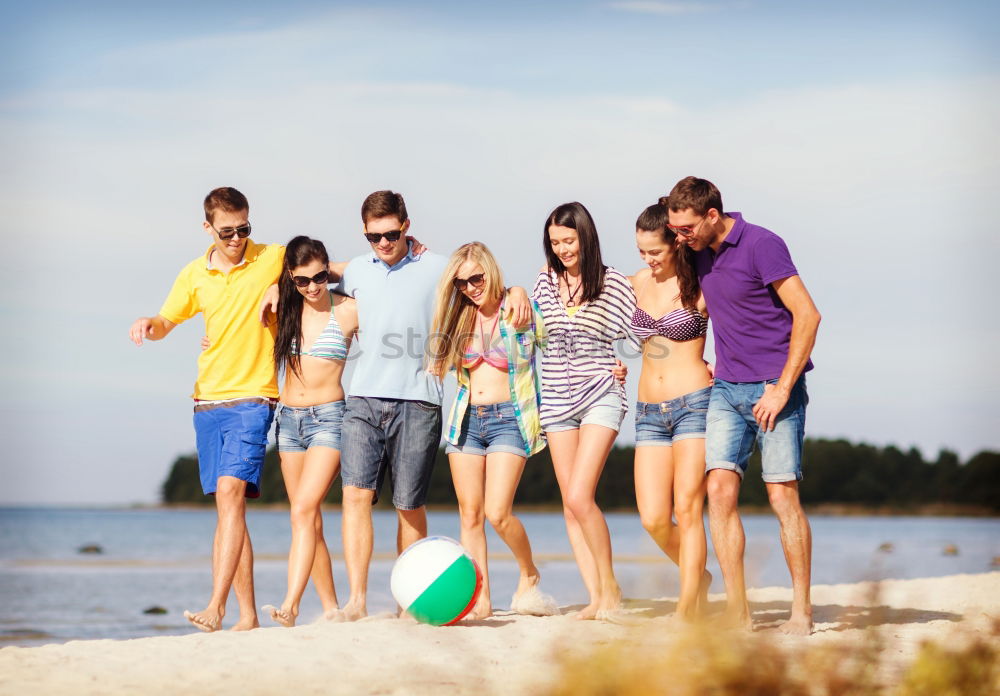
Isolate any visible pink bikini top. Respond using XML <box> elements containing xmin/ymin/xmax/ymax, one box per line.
<box><xmin>462</xmin><ymin>343</ymin><xmax>508</xmax><ymax>370</ymax></box>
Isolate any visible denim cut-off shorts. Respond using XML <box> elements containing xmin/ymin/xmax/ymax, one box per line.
<box><xmin>275</xmin><ymin>400</ymin><xmax>346</xmax><ymax>452</ymax></box>
<box><xmin>545</xmin><ymin>390</ymin><xmax>626</xmax><ymax>433</ymax></box>
<box><xmin>634</xmin><ymin>385</ymin><xmax>711</xmax><ymax>447</ymax></box>
<box><xmin>446</xmin><ymin>401</ymin><xmax>528</xmax><ymax>457</ymax></box>
<box><xmin>706</xmin><ymin>375</ymin><xmax>809</xmax><ymax>483</ymax></box>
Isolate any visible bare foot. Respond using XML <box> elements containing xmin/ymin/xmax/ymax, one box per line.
<box><xmin>596</xmin><ymin>584</ymin><xmax>622</xmax><ymax>614</ymax></box>
<box><xmin>262</xmin><ymin>604</ymin><xmax>295</xmax><ymax>628</ymax></box>
<box><xmin>778</xmin><ymin>613</ymin><xmax>813</xmax><ymax>636</ymax></box>
<box><xmin>466</xmin><ymin>594</ymin><xmax>493</xmax><ymax>621</ymax></box>
<box><xmin>183</xmin><ymin>609</ymin><xmax>220</xmax><ymax>633</ymax></box>
<box><xmin>717</xmin><ymin>602</ymin><xmax>753</xmax><ymax>632</ymax></box>
<box><xmin>511</xmin><ymin>584</ymin><xmax>558</xmax><ymax>616</ymax></box>
<box><xmin>339</xmin><ymin>601</ymin><xmax>367</xmax><ymax>622</ymax></box>
<box><xmin>574</xmin><ymin>602</ymin><xmax>599</xmax><ymax>620</ymax></box>
<box><xmin>696</xmin><ymin>570</ymin><xmax>713</xmax><ymax>614</ymax></box>
<box><xmin>323</xmin><ymin>607</ymin><xmax>344</xmax><ymax>622</ymax></box>
<box><xmin>230</xmin><ymin>617</ymin><xmax>259</xmax><ymax>631</ymax></box>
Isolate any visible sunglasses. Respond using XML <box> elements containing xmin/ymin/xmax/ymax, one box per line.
<box><xmin>291</xmin><ymin>270</ymin><xmax>330</xmax><ymax>288</ymax></box>
<box><xmin>211</xmin><ymin>223</ymin><xmax>252</xmax><ymax>241</ymax></box>
<box><xmin>363</xmin><ymin>229</ymin><xmax>404</xmax><ymax>244</ymax></box>
<box><xmin>452</xmin><ymin>273</ymin><xmax>486</xmax><ymax>291</ymax></box>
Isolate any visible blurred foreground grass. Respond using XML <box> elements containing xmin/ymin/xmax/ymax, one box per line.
<box><xmin>546</xmin><ymin>615</ymin><xmax>1000</xmax><ymax>696</ymax></box>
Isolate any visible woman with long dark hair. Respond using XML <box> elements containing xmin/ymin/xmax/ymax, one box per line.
<box><xmin>629</xmin><ymin>200</ymin><xmax>713</xmax><ymax>623</ymax></box>
<box><xmin>532</xmin><ymin>202</ymin><xmax>632</xmax><ymax>620</ymax></box>
<box><xmin>261</xmin><ymin>236</ymin><xmax>359</xmax><ymax>627</ymax></box>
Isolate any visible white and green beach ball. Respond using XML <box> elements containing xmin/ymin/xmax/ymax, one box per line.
<box><xmin>390</xmin><ymin>536</ymin><xmax>483</xmax><ymax>625</ymax></box>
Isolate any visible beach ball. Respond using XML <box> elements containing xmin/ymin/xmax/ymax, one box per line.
<box><xmin>391</xmin><ymin>536</ymin><xmax>482</xmax><ymax>625</ymax></box>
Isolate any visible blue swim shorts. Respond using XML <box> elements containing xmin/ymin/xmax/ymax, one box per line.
<box><xmin>193</xmin><ymin>398</ymin><xmax>276</xmax><ymax>498</ymax></box>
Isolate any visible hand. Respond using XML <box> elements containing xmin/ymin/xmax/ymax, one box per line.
<box><xmin>201</xmin><ymin>335</ymin><xmax>211</xmax><ymax>351</ymax></box>
<box><xmin>406</xmin><ymin>235</ymin><xmax>427</xmax><ymax>256</ymax></box>
<box><xmin>259</xmin><ymin>283</ymin><xmax>279</xmax><ymax>326</ymax></box>
<box><xmin>705</xmin><ymin>361</ymin><xmax>715</xmax><ymax>385</ymax></box>
<box><xmin>129</xmin><ymin>317</ymin><xmax>153</xmax><ymax>346</ymax></box>
<box><xmin>752</xmin><ymin>383</ymin><xmax>790</xmax><ymax>432</ymax></box>
<box><xmin>505</xmin><ymin>287</ymin><xmax>531</xmax><ymax>329</ymax></box>
<box><xmin>611</xmin><ymin>359</ymin><xmax>627</xmax><ymax>384</ymax></box>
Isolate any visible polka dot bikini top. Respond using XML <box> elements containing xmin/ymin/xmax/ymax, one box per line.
<box><xmin>630</xmin><ymin>306</ymin><xmax>707</xmax><ymax>342</ymax></box>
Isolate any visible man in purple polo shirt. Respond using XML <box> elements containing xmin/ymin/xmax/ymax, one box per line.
<box><xmin>667</xmin><ymin>176</ymin><xmax>821</xmax><ymax>635</ymax></box>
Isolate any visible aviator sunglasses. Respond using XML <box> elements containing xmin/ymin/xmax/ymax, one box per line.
<box><xmin>291</xmin><ymin>270</ymin><xmax>330</xmax><ymax>288</ymax></box>
<box><xmin>452</xmin><ymin>273</ymin><xmax>486</xmax><ymax>291</ymax></box>
<box><xmin>363</xmin><ymin>229</ymin><xmax>404</xmax><ymax>244</ymax></box>
<box><xmin>211</xmin><ymin>223</ymin><xmax>252</xmax><ymax>241</ymax></box>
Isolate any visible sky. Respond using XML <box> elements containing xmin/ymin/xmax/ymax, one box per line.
<box><xmin>1</xmin><ymin>0</ymin><xmax>997</xmax><ymax>504</ymax></box>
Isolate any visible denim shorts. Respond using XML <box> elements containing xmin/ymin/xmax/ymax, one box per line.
<box><xmin>545</xmin><ymin>389</ymin><xmax>626</xmax><ymax>433</ymax></box>
<box><xmin>275</xmin><ymin>400</ymin><xmax>345</xmax><ymax>452</ymax></box>
<box><xmin>445</xmin><ymin>401</ymin><xmax>528</xmax><ymax>457</ymax></box>
<box><xmin>193</xmin><ymin>399</ymin><xmax>275</xmax><ymax>498</ymax></box>
<box><xmin>706</xmin><ymin>375</ymin><xmax>808</xmax><ymax>483</ymax></box>
<box><xmin>340</xmin><ymin>396</ymin><xmax>442</xmax><ymax>510</ymax></box>
<box><xmin>635</xmin><ymin>385</ymin><xmax>711</xmax><ymax>447</ymax></box>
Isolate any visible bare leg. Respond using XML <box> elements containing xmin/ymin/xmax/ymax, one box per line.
<box><xmin>706</xmin><ymin>469</ymin><xmax>751</xmax><ymax>630</ymax></box>
<box><xmin>397</xmin><ymin>507</ymin><xmax>427</xmax><ymax>554</ymax></box>
<box><xmin>450</xmin><ymin>453</ymin><xmax>492</xmax><ymax>619</ymax></box>
<box><xmin>671</xmin><ymin>438</ymin><xmax>709</xmax><ymax>621</ymax></box>
<box><xmin>286</xmin><ymin>450</ymin><xmax>340</xmax><ymax>615</ymax></box>
<box><xmin>185</xmin><ymin>476</ymin><xmax>253</xmax><ymax>632</ymax></box>
<box><xmin>310</xmin><ymin>512</ymin><xmax>340</xmax><ymax>617</ymax></box>
<box><xmin>482</xmin><ymin>452</ymin><xmax>542</xmax><ymax>606</ymax></box>
<box><xmin>633</xmin><ymin>446</ymin><xmax>681</xmax><ymax>563</ymax></box>
<box><xmin>230</xmin><ymin>526</ymin><xmax>258</xmax><ymax>631</ymax></box>
<box><xmin>767</xmin><ymin>481</ymin><xmax>813</xmax><ymax>635</ymax></box>
<box><xmin>340</xmin><ymin>485</ymin><xmax>374</xmax><ymax>621</ymax></box>
<box><xmin>266</xmin><ymin>447</ymin><xmax>340</xmax><ymax>627</ymax></box>
<box><xmin>557</xmin><ymin>425</ymin><xmax>622</xmax><ymax>619</ymax></box>
<box><xmin>547</xmin><ymin>429</ymin><xmax>601</xmax><ymax>618</ymax></box>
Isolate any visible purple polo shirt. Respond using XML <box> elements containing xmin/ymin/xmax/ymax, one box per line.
<box><xmin>696</xmin><ymin>212</ymin><xmax>813</xmax><ymax>382</ymax></box>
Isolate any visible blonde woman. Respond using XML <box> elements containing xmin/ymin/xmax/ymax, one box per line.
<box><xmin>429</xmin><ymin>242</ymin><xmax>556</xmax><ymax>620</ymax></box>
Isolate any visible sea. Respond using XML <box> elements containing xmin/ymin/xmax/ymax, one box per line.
<box><xmin>0</xmin><ymin>507</ymin><xmax>997</xmax><ymax>647</ymax></box>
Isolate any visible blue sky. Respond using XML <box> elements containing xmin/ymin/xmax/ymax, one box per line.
<box><xmin>1</xmin><ymin>1</ymin><xmax>997</xmax><ymax>504</ymax></box>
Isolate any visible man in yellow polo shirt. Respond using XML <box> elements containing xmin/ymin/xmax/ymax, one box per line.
<box><xmin>129</xmin><ymin>187</ymin><xmax>283</xmax><ymax>633</ymax></box>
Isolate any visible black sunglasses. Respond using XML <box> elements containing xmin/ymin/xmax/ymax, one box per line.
<box><xmin>364</xmin><ymin>229</ymin><xmax>404</xmax><ymax>244</ymax></box>
<box><xmin>291</xmin><ymin>270</ymin><xmax>330</xmax><ymax>288</ymax></box>
<box><xmin>452</xmin><ymin>273</ymin><xmax>486</xmax><ymax>291</ymax></box>
<box><xmin>211</xmin><ymin>223</ymin><xmax>252</xmax><ymax>241</ymax></box>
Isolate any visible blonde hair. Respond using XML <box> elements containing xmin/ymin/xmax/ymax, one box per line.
<box><xmin>429</xmin><ymin>242</ymin><xmax>506</xmax><ymax>376</ymax></box>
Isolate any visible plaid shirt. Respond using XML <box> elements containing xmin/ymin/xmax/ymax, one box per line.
<box><xmin>445</xmin><ymin>298</ymin><xmax>547</xmax><ymax>457</ymax></box>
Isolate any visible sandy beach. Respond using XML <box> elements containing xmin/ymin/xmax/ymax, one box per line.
<box><xmin>1</xmin><ymin>572</ymin><xmax>997</xmax><ymax>695</ymax></box>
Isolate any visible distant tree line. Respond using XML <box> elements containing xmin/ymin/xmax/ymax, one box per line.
<box><xmin>161</xmin><ymin>439</ymin><xmax>999</xmax><ymax>513</ymax></box>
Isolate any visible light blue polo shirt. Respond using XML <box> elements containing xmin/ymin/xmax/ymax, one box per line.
<box><xmin>337</xmin><ymin>244</ymin><xmax>447</xmax><ymax>404</ymax></box>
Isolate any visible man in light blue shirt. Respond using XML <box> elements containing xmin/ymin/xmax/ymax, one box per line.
<box><xmin>333</xmin><ymin>190</ymin><xmax>446</xmax><ymax>622</ymax></box>
<box><xmin>333</xmin><ymin>190</ymin><xmax>532</xmax><ymax>622</ymax></box>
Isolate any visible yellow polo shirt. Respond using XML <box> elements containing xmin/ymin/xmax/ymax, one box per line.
<box><xmin>159</xmin><ymin>240</ymin><xmax>283</xmax><ymax>400</ymax></box>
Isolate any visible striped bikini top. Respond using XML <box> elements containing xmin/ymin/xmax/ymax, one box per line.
<box><xmin>630</xmin><ymin>306</ymin><xmax>707</xmax><ymax>342</ymax></box>
<box><xmin>290</xmin><ymin>294</ymin><xmax>350</xmax><ymax>362</ymax></box>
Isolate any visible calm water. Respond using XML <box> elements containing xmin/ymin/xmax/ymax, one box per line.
<box><xmin>0</xmin><ymin>507</ymin><xmax>997</xmax><ymax>646</ymax></box>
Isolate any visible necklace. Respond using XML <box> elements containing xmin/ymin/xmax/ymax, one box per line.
<box><xmin>564</xmin><ymin>276</ymin><xmax>583</xmax><ymax>307</ymax></box>
<box><xmin>479</xmin><ymin>310</ymin><xmax>500</xmax><ymax>351</ymax></box>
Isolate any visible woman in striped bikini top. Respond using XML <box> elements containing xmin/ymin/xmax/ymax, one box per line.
<box><xmin>630</xmin><ymin>305</ymin><xmax>707</xmax><ymax>342</ymax></box>
<box><xmin>628</xmin><ymin>200</ymin><xmax>715</xmax><ymax>625</ymax></box>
